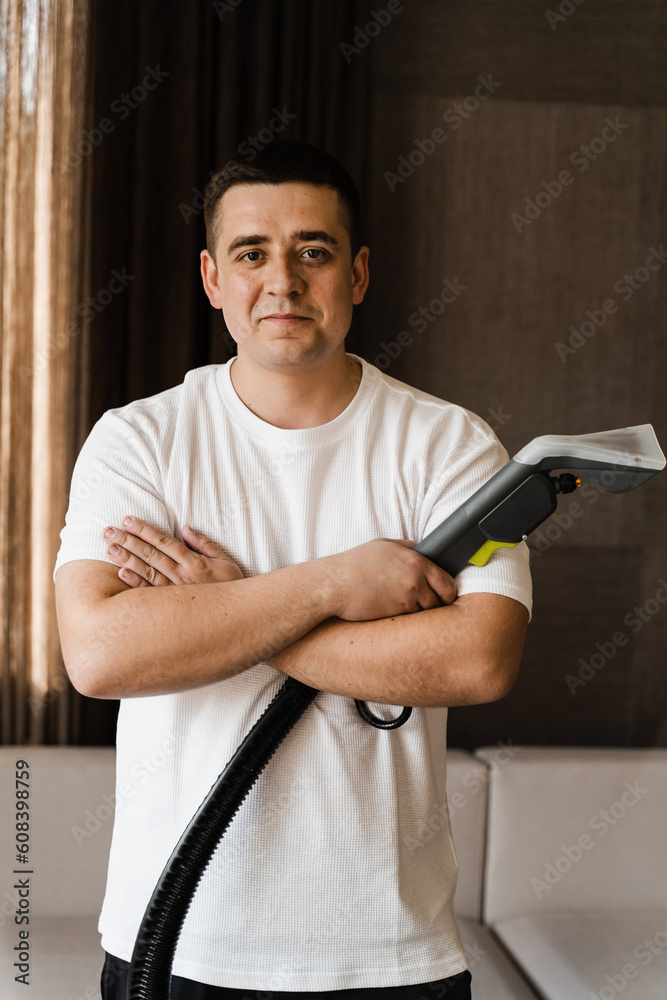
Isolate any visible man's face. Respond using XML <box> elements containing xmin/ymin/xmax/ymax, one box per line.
<box><xmin>200</xmin><ymin>182</ymin><xmax>369</xmax><ymax>372</ymax></box>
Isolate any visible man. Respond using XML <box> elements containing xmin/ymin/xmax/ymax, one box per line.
<box><xmin>54</xmin><ymin>141</ymin><xmax>532</xmax><ymax>999</ymax></box>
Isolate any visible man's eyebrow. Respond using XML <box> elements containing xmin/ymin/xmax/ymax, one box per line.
<box><xmin>226</xmin><ymin>234</ymin><xmax>270</xmax><ymax>255</ymax></box>
<box><xmin>291</xmin><ymin>230</ymin><xmax>340</xmax><ymax>248</ymax></box>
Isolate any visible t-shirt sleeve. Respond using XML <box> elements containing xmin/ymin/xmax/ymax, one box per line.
<box><xmin>53</xmin><ymin>409</ymin><xmax>174</xmax><ymax>582</ymax></box>
<box><xmin>417</xmin><ymin>417</ymin><xmax>533</xmax><ymax>620</ymax></box>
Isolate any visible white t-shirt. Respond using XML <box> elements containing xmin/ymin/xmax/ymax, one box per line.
<box><xmin>53</xmin><ymin>352</ymin><xmax>532</xmax><ymax>991</ymax></box>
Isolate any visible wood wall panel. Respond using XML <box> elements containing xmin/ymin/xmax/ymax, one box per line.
<box><xmin>365</xmin><ymin>2</ymin><xmax>667</xmax><ymax>746</ymax></box>
<box><xmin>366</xmin><ymin>97</ymin><xmax>667</xmax><ymax>548</ymax></box>
<box><xmin>451</xmin><ymin>547</ymin><xmax>647</xmax><ymax>749</ymax></box>
<box><xmin>375</xmin><ymin>0</ymin><xmax>667</xmax><ymax>107</ymax></box>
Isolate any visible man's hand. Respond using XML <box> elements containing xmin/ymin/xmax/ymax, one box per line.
<box><xmin>102</xmin><ymin>518</ymin><xmax>244</xmax><ymax>587</ymax></box>
<box><xmin>326</xmin><ymin>538</ymin><xmax>457</xmax><ymax>620</ymax></box>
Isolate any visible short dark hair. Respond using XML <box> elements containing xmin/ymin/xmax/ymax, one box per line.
<box><xmin>203</xmin><ymin>141</ymin><xmax>362</xmax><ymax>263</ymax></box>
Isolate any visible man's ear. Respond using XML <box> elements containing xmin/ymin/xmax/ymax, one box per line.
<box><xmin>200</xmin><ymin>249</ymin><xmax>222</xmax><ymax>309</ymax></box>
<box><xmin>352</xmin><ymin>246</ymin><xmax>370</xmax><ymax>305</ymax></box>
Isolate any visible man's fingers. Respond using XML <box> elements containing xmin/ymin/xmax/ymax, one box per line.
<box><xmin>106</xmin><ymin>539</ymin><xmax>172</xmax><ymax>587</ymax></box>
<box><xmin>116</xmin><ymin>559</ymin><xmax>170</xmax><ymax>587</ymax></box>
<box><xmin>105</xmin><ymin>533</ymin><xmax>173</xmax><ymax>573</ymax></box>
<box><xmin>118</xmin><ymin>566</ymin><xmax>152</xmax><ymax>588</ymax></box>
<box><xmin>181</xmin><ymin>523</ymin><xmax>228</xmax><ymax>557</ymax></box>
<box><xmin>119</xmin><ymin>516</ymin><xmax>180</xmax><ymax>552</ymax></box>
<box><xmin>424</xmin><ymin>562</ymin><xmax>458</xmax><ymax>606</ymax></box>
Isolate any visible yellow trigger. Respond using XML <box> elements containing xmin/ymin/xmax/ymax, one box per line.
<box><xmin>469</xmin><ymin>539</ymin><xmax>519</xmax><ymax>567</ymax></box>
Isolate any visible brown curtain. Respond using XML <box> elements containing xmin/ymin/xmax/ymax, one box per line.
<box><xmin>55</xmin><ymin>0</ymin><xmax>375</xmax><ymax>744</ymax></box>
<box><xmin>0</xmin><ymin>0</ymin><xmax>92</xmax><ymax>744</ymax></box>
<box><xmin>86</xmin><ymin>0</ymin><xmax>375</xmax><ymax>423</ymax></box>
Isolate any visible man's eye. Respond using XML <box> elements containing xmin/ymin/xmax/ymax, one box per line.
<box><xmin>241</xmin><ymin>251</ymin><xmax>262</xmax><ymax>262</ymax></box>
<box><xmin>302</xmin><ymin>248</ymin><xmax>328</xmax><ymax>260</ymax></box>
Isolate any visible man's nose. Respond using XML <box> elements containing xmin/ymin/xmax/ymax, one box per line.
<box><xmin>264</xmin><ymin>255</ymin><xmax>305</xmax><ymax>295</ymax></box>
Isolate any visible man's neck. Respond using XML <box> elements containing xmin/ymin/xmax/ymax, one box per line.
<box><xmin>229</xmin><ymin>350</ymin><xmax>362</xmax><ymax>430</ymax></box>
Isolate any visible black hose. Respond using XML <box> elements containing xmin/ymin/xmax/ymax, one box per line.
<box><xmin>126</xmin><ymin>464</ymin><xmax>560</xmax><ymax>999</ymax></box>
<box><xmin>125</xmin><ymin>506</ymin><xmax>479</xmax><ymax>998</ymax></box>
<box><xmin>126</xmin><ymin>675</ymin><xmax>319</xmax><ymax>1000</ymax></box>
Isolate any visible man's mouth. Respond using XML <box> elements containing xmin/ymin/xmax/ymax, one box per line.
<box><xmin>261</xmin><ymin>314</ymin><xmax>312</xmax><ymax>321</ymax></box>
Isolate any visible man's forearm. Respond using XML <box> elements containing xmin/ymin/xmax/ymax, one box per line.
<box><xmin>59</xmin><ymin>559</ymin><xmax>339</xmax><ymax>698</ymax></box>
<box><xmin>265</xmin><ymin>594</ymin><xmax>529</xmax><ymax>708</ymax></box>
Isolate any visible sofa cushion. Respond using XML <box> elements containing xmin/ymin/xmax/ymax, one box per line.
<box><xmin>475</xmin><ymin>746</ymin><xmax>667</xmax><ymax>923</ymax></box>
<box><xmin>494</xmin><ymin>910</ymin><xmax>667</xmax><ymax>1000</ymax></box>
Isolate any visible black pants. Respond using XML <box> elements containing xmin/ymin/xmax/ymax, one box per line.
<box><xmin>101</xmin><ymin>952</ymin><xmax>472</xmax><ymax>1000</ymax></box>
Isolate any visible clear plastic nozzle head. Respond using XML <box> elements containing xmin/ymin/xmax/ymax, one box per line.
<box><xmin>512</xmin><ymin>424</ymin><xmax>665</xmax><ymax>493</ymax></box>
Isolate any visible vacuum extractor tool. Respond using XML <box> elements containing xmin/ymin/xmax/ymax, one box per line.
<box><xmin>126</xmin><ymin>423</ymin><xmax>665</xmax><ymax>1000</ymax></box>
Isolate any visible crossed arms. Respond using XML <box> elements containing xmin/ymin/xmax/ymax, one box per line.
<box><xmin>55</xmin><ymin>518</ymin><xmax>529</xmax><ymax>708</ymax></box>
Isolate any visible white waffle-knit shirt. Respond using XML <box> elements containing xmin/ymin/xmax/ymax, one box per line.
<box><xmin>53</xmin><ymin>353</ymin><xmax>532</xmax><ymax>991</ymax></box>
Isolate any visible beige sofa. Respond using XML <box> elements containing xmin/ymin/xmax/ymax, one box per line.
<box><xmin>0</xmin><ymin>747</ymin><xmax>114</xmax><ymax>999</ymax></box>
<box><xmin>472</xmin><ymin>746</ymin><xmax>667</xmax><ymax>1000</ymax></box>
<box><xmin>0</xmin><ymin>745</ymin><xmax>665</xmax><ymax>999</ymax></box>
